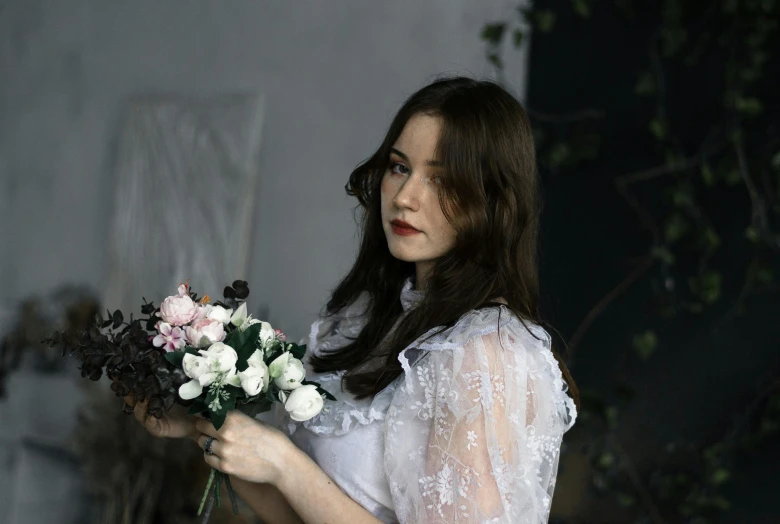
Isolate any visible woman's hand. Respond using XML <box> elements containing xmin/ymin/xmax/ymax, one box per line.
<box><xmin>124</xmin><ymin>395</ymin><xmax>199</xmax><ymax>440</ymax></box>
<box><xmin>195</xmin><ymin>410</ymin><xmax>293</xmax><ymax>486</ymax></box>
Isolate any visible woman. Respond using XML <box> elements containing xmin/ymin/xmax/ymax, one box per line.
<box><xmin>129</xmin><ymin>76</ymin><xmax>579</xmax><ymax>523</ymax></box>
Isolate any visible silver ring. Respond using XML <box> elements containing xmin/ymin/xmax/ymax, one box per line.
<box><xmin>204</xmin><ymin>436</ymin><xmax>216</xmax><ymax>456</ymax></box>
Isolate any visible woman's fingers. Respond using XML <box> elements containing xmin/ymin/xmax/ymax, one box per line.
<box><xmin>197</xmin><ymin>434</ymin><xmax>223</xmax><ymax>457</ymax></box>
<box><xmin>194</xmin><ymin>417</ymin><xmax>221</xmax><ymax>438</ymax></box>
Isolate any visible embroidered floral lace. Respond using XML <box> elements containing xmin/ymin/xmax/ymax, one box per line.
<box><xmin>280</xmin><ymin>279</ymin><xmax>577</xmax><ymax>523</ymax></box>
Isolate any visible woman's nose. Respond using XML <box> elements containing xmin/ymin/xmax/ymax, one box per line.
<box><xmin>392</xmin><ymin>176</ymin><xmax>424</xmax><ymax>210</ymax></box>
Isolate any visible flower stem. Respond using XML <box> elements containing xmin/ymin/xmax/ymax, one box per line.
<box><xmin>223</xmin><ymin>474</ymin><xmax>240</xmax><ymax>515</ymax></box>
<box><xmin>197</xmin><ymin>469</ymin><xmax>216</xmax><ymax>516</ymax></box>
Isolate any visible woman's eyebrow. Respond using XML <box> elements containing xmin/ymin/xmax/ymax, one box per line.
<box><xmin>390</xmin><ymin>147</ymin><xmax>443</xmax><ymax>167</ymax></box>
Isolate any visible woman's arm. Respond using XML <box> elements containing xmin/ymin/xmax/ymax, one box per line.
<box><xmin>195</xmin><ymin>412</ymin><xmax>384</xmax><ymax>524</ymax></box>
<box><xmin>226</xmin><ymin>477</ymin><xmax>304</xmax><ymax>524</ymax></box>
<box><xmin>275</xmin><ymin>444</ymin><xmax>385</xmax><ymax>524</ymax></box>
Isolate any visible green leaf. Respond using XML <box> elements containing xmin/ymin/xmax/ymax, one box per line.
<box><xmin>710</xmin><ymin>468</ymin><xmax>731</xmax><ymax>485</ymax></box>
<box><xmin>703</xmin><ymin>228</ymin><xmax>721</xmax><ymax>250</ymax></box>
<box><xmin>188</xmin><ymin>396</ymin><xmax>208</xmax><ymax>416</ymax></box>
<box><xmin>572</xmin><ymin>0</ymin><xmax>591</xmax><ymax>17</ymax></box>
<box><xmin>616</xmin><ymin>492</ymin><xmax>636</xmax><ymax>507</ymax></box>
<box><xmin>164</xmin><ymin>347</ymin><xmax>199</xmax><ymax>367</ymax></box>
<box><xmin>319</xmin><ymin>387</ymin><xmax>337</xmax><ymax>402</ymax></box>
<box><xmin>480</xmin><ymin>22</ymin><xmax>506</xmax><ymax>45</ymax></box>
<box><xmin>547</xmin><ymin>143</ymin><xmax>572</xmax><ymax>168</ymax></box>
<box><xmin>745</xmin><ymin>226</ymin><xmax>760</xmax><ymax>243</ymax></box>
<box><xmin>664</xmin><ymin>213</ymin><xmax>689</xmax><ymax>243</ymax></box>
<box><xmin>487</xmin><ymin>52</ymin><xmax>503</xmax><ymax>70</ymax></box>
<box><xmin>512</xmin><ymin>29</ymin><xmax>524</xmax><ymax>48</ymax></box>
<box><xmin>533</xmin><ymin>10</ymin><xmax>556</xmax><ymax>32</ymax></box>
<box><xmin>632</xmin><ymin>330</ymin><xmax>658</xmax><ymax>360</ymax></box>
<box><xmin>771</xmin><ymin>151</ymin><xmax>780</xmax><ymax>170</ymax></box>
<box><xmin>598</xmin><ymin>452</ymin><xmax>615</xmax><ymax>469</ymax></box>
<box><xmin>688</xmin><ymin>271</ymin><xmax>722</xmax><ymax>304</ymax></box>
<box><xmin>735</xmin><ymin>96</ymin><xmax>763</xmax><ymax>116</ymax></box>
<box><xmin>651</xmin><ymin>246</ymin><xmax>675</xmax><ymax>265</ymax></box>
<box><xmin>210</xmin><ymin>391</ymin><xmax>237</xmax><ymax>431</ymax></box>
<box><xmin>635</xmin><ymin>70</ymin><xmax>656</xmax><ymax>95</ymax></box>
<box><xmin>701</xmin><ymin>163</ymin><xmax>716</xmax><ymax>187</ymax></box>
<box><xmin>724</xmin><ymin>168</ymin><xmax>741</xmax><ymax>186</ymax></box>
<box><xmin>235</xmin><ymin>324</ymin><xmax>262</xmax><ymax>371</ymax></box>
<box><xmin>289</xmin><ymin>343</ymin><xmax>306</xmax><ymax>360</ymax></box>
<box><xmin>649</xmin><ymin>118</ymin><xmax>667</xmax><ymax>140</ymax></box>
<box><xmin>238</xmin><ymin>399</ymin><xmax>273</xmax><ymax>418</ymax></box>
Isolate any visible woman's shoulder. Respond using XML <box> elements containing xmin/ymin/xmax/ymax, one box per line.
<box><xmin>409</xmin><ymin>304</ymin><xmax>551</xmax><ymax>354</ymax></box>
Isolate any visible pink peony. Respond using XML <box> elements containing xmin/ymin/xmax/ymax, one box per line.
<box><xmin>159</xmin><ymin>288</ymin><xmax>199</xmax><ymax>326</ymax></box>
<box><xmin>185</xmin><ymin>318</ymin><xmax>226</xmax><ymax>348</ymax></box>
<box><xmin>274</xmin><ymin>329</ymin><xmax>287</xmax><ymax>342</ymax></box>
<box><xmin>152</xmin><ymin>322</ymin><xmax>187</xmax><ymax>352</ymax></box>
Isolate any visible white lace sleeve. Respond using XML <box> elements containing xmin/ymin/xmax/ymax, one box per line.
<box><xmin>384</xmin><ymin>318</ymin><xmax>575</xmax><ymax>523</ymax></box>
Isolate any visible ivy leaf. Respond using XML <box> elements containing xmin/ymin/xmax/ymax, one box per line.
<box><xmin>632</xmin><ymin>330</ymin><xmax>657</xmax><ymax>360</ymax></box>
<box><xmin>635</xmin><ymin>70</ymin><xmax>656</xmax><ymax>95</ymax></box>
<box><xmin>710</xmin><ymin>468</ymin><xmax>731</xmax><ymax>486</ymax></box>
<box><xmin>735</xmin><ymin>96</ymin><xmax>763</xmax><ymax>116</ymax></box>
<box><xmin>651</xmin><ymin>246</ymin><xmax>675</xmax><ymax>265</ymax></box>
<box><xmin>688</xmin><ymin>271</ymin><xmax>722</xmax><ymax>304</ymax></box>
<box><xmin>745</xmin><ymin>226</ymin><xmax>760</xmax><ymax>243</ymax></box>
<box><xmin>649</xmin><ymin>118</ymin><xmax>667</xmax><ymax>140</ymax></box>
<box><xmin>534</xmin><ymin>10</ymin><xmax>556</xmax><ymax>32</ymax></box>
<box><xmin>701</xmin><ymin>163</ymin><xmax>716</xmax><ymax>187</ymax></box>
<box><xmin>480</xmin><ymin>23</ymin><xmax>506</xmax><ymax>45</ymax></box>
<box><xmin>512</xmin><ymin>29</ymin><xmax>524</xmax><ymax>48</ymax></box>
<box><xmin>487</xmin><ymin>52</ymin><xmax>503</xmax><ymax>69</ymax></box>
<box><xmin>572</xmin><ymin>0</ymin><xmax>591</xmax><ymax>18</ymax></box>
<box><xmin>664</xmin><ymin>213</ymin><xmax>689</xmax><ymax>243</ymax></box>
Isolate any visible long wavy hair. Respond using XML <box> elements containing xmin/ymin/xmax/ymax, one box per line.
<box><xmin>309</xmin><ymin>76</ymin><xmax>579</xmax><ymax>409</ymax></box>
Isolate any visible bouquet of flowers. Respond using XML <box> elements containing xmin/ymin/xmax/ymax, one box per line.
<box><xmin>44</xmin><ymin>279</ymin><xmax>334</xmax><ymax>521</ymax></box>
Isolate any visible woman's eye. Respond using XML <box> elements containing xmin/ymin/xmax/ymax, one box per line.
<box><xmin>390</xmin><ymin>162</ymin><xmax>409</xmax><ymax>175</ymax></box>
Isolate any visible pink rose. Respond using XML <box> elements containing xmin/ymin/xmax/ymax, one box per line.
<box><xmin>159</xmin><ymin>291</ymin><xmax>199</xmax><ymax>326</ymax></box>
<box><xmin>185</xmin><ymin>318</ymin><xmax>226</xmax><ymax>348</ymax></box>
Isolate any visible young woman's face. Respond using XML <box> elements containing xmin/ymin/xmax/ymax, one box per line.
<box><xmin>380</xmin><ymin>114</ymin><xmax>457</xmax><ymax>280</ymax></box>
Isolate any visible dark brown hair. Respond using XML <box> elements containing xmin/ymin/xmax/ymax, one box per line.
<box><xmin>309</xmin><ymin>76</ymin><xmax>579</xmax><ymax>410</ymax></box>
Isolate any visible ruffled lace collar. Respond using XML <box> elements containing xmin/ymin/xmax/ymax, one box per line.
<box><xmin>400</xmin><ymin>277</ymin><xmax>424</xmax><ymax>312</ymax></box>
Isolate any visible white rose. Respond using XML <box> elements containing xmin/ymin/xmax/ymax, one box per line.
<box><xmin>284</xmin><ymin>384</ymin><xmax>324</xmax><ymax>422</ymax></box>
<box><xmin>198</xmin><ymin>342</ymin><xmax>238</xmax><ymax>373</ymax></box>
<box><xmin>208</xmin><ymin>305</ymin><xmax>234</xmax><ymax>325</ymax></box>
<box><xmin>273</xmin><ymin>356</ymin><xmax>305</xmax><ymax>390</ymax></box>
<box><xmin>238</xmin><ymin>359</ymin><xmax>270</xmax><ymax>396</ymax></box>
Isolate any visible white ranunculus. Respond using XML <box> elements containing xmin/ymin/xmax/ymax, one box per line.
<box><xmin>182</xmin><ymin>353</ymin><xmax>210</xmax><ymax>380</ymax></box>
<box><xmin>284</xmin><ymin>384</ymin><xmax>324</xmax><ymax>422</ymax></box>
<box><xmin>230</xmin><ymin>303</ymin><xmax>248</xmax><ymax>327</ymax></box>
<box><xmin>208</xmin><ymin>305</ymin><xmax>234</xmax><ymax>325</ymax></box>
<box><xmin>199</xmin><ymin>342</ymin><xmax>238</xmax><ymax>373</ymax></box>
<box><xmin>258</xmin><ymin>322</ymin><xmax>275</xmax><ymax>347</ymax></box>
<box><xmin>273</xmin><ymin>356</ymin><xmax>305</xmax><ymax>390</ymax></box>
<box><xmin>238</xmin><ymin>359</ymin><xmax>270</xmax><ymax>396</ymax></box>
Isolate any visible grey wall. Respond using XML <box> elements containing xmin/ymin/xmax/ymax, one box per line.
<box><xmin>0</xmin><ymin>0</ymin><xmax>530</xmax><ymax>342</ymax></box>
